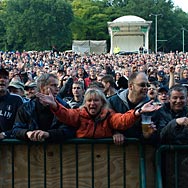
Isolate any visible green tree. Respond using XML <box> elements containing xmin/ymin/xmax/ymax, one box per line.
<box><xmin>3</xmin><ymin>0</ymin><xmax>73</xmax><ymax>51</ymax></box>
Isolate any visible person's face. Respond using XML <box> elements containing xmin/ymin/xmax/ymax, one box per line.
<box><xmin>25</xmin><ymin>87</ymin><xmax>37</xmax><ymax>99</ymax></box>
<box><xmin>182</xmin><ymin>70</ymin><xmax>188</xmax><ymax>79</ymax></box>
<box><xmin>175</xmin><ymin>65</ymin><xmax>181</xmax><ymax>73</ymax></box>
<box><xmin>147</xmin><ymin>85</ymin><xmax>157</xmax><ymax>100</ymax></box>
<box><xmin>157</xmin><ymin>91</ymin><xmax>168</xmax><ymax>104</ymax></box>
<box><xmin>72</xmin><ymin>84</ymin><xmax>84</xmax><ymax>98</ymax></box>
<box><xmin>89</xmin><ymin>69</ymin><xmax>96</xmax><ymax>78</ymax></box>
<box><xmin>169</xmin><ymin>90</ymin><xmax>187</xmax><ymax>113</ymax></box>
<box><xmin>115</xmin><ymin>73</ymin><xmax>121</xmax><ymax>81</ymax></box>
<box><xmin>129</xmin><ymin>73</ymin><xmax>148</xmax><ymax>100</ymax></box>
<box><xmin>85</xmin><ymin>95</ymin><xmax>103</xmax><ymax>116</ymax></box>
<box><xmin>124</xmin><ymin>69</ymin><xmax>130</xmax><ymax>77</ymax></box>
<box><xmin>66</xmin><ymin>67</ymin><xmax>73</xmax><ymax>76</ymax></box>
<box><xmin>77</xmin><ymin>68</ymin><xmax>84</xmax><ymax>78</ymax></box>
<box><xmin>101</xmin><ymin>81</ymin><xmax>110</xmax><ymax>94</ymax></box>
<box><xmin>41</xmin><ymin>77</ymin><xmax>59</xmax><ymax>96</ymax></box>
<box><xmin>0</xmin><ymin>74</ymin><xmax>9</xmax><ymax>96</ymax></box>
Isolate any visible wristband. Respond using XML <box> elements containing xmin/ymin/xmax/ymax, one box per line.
<box><xmin>137</xmin><ymin>108</ymin><xmax>143</xmax><ymax>115</ymax></box>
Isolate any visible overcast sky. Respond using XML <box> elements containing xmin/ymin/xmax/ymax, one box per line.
<box><xmin>173</xmin><ymin>0</ymin><xmax>188</xmax><ymax>13</ymax></box>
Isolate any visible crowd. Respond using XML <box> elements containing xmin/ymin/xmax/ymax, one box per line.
<box><xmin>1</xmin><ymin>50</ymin><xmax>188</xmax><ymax>187</ymax></box>
<box><xmin>0</xmin><ymin>50</ymin><xmax>188</xmax><ymax>144</ymax></box>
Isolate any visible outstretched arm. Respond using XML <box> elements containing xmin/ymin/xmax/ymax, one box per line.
<box><xmin>135</xmin><ymin>100</ymin><xmax>161</xmax><ymax>116</ymax></box>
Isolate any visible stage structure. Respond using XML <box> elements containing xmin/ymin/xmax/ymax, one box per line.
<box><xmin>108</xmin><ymin>15</ymin><xmax>152</xmax><ymax>54</ymax></box>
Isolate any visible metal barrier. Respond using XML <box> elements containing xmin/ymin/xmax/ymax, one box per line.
<box><xmin>0</xmin><ymin>138</ymin><xmax>146</xmax><ymax>188</ymax></box>
<box><xmin>155</xmin><ymin>145</ymin><xmax>188</xmax><ymax>188</ymax></box>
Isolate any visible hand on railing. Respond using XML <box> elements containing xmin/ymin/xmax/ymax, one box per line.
<box><xmin>113</xmin><ymin>133</ymin><xmax>125</xmax><ymax>145</ymax></box>
<box><xmin>26</xmin><ymin>130</ymin><xmax>50</xmax><ymax>142</ymax></box>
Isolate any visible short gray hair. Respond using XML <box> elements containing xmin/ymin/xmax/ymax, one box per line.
<box><xmin>37</xmin><ymin>73</ymin><xmax>57</xmax><ymax>92</ymax></box>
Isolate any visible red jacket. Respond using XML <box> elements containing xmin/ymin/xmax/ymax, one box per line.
<box><xmin>52</xmin><ymin>103</ymin><xmax>139</xmax><ymax>138</ymax></box>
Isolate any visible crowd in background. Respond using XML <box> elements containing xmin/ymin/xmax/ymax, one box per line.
<box><xmin>1</xmin><ymin>49</ymin><xmax>188</xmax><ymax>188</ymax></box>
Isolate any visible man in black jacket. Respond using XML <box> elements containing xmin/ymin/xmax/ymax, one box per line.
<box><xmin>12</xmin><ymin>73</ymin><xmax>75</xmax><ymax>142</ymax></box>
<box><xmin>0</xmin><ymin>67</ymin><xmax>23</xmax><ymax>139</ymax></box>
<box><xmin>108</xmin><ymin>71</ymin><xmax>150</xmax><ymax>144</ymax></box>
<box><xmin>153</xmin><ymin>85</ymin><xmax>188</xmax><ymax>142</ymax></box>
<box><xmin>154</xmin><ymin>85</ymin><xmax>188</xmax><ymax>188</ymax></box>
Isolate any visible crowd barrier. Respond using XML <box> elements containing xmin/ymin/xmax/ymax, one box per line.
<box><xmin>155</xmin><ymin>145</ymin><xmax>188</xmax><ymax>188</ymax></box>
<box><xmin>0</xmin><ymin>138</ymin><xmax>157</xmax><ymax>188</ymax></box>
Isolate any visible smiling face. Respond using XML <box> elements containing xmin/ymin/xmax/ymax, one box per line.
<box><xmin>129</xmin><ymin>72</ymin><xmax>148</xmax><ymax>102</ymax></box>
<box><xmin>169</xmin><ymin>90</ymin><xmax>187</xmax><ymax>113</ymax></box>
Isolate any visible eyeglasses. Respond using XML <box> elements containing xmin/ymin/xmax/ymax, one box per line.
<box><xmin>133</xmin><ymin>82</ymin><xmax>150</xmax><ymax>87</ymax></box>
<box><xmin>158</xmin><ymin>92</ymin><xmax>167</xmax><ymax>96</ymax></box>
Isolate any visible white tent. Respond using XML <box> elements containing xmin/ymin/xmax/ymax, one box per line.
<box><xmin>107</xmin><ymin>15</ymin><xmax>152</xmax><ymax>54</ymax></box>
<box><xmin>72</xmin><ymin>40</ymin><xmax>107</xmax><ymax>54</ymax></box>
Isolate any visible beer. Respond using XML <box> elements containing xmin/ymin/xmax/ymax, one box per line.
<box><xmin>141</xmin><ymin>123</ymin><xmax>151</xmax><ymax>134</ymax></box>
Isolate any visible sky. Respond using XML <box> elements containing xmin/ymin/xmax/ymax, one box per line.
<box><xmin>173</xmin><ymin>0</ymin><xmax>188</xmax><ymax>13</ymax></box>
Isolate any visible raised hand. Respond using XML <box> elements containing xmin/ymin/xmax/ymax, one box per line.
<box><xmin>36</xmin><ymin>88</ymin><xmax>58</xmax><ymax>110</ymax></box>
<box><xmin>141</xmin><ymin>100</ymin><xmax>161</xmax><ymax>113</ymax></box>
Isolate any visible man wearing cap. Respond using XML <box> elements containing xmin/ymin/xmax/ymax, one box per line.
<box><xmin>0</xmin><ymin>67</ymin><xmax>23</xmax><ymax>139</ymax></box>
<box><xmin>24</xmin><ymin>81</ymin><xmax>37</xmax><ymax>99</ymax></box>
<box><xmin>8</xmin><ymin>81</ymin><xmax>29</xmax><ymax>103</ymax></box>
<box><xmin>157</xmin><ymin>70</ymin><xmax>168</xmax><ymax>87</ymax></box>
<box><xmin>157</xmin><ymin>86</ymin><xmax>169</xmax><ymax>104</ymax></box>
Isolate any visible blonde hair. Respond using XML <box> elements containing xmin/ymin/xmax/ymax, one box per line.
<box><xmin>81</xmin><ymin>88</ymin><xmax>109</xmax><ymax>109</ymax></box>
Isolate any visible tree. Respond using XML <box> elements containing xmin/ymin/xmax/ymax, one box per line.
<box><xmin>2</xmin><ymin>0</ymin><xmax>73</xmax><ymax>51</ymax></box>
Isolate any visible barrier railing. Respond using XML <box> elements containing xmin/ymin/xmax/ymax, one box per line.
<box><xmin>0</xmin><ymin>138</ymin><xmax>147</xmax><ymax>188</ymax></box>
<box><xmin>155</xmin><ymin>145</ymin><xmax>188</xmax><ymax>188</ymax></box>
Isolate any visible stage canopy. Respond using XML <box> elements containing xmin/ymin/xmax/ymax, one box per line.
<box><xmin>107</xmin><ymin>15</ymin><xmax>152</xmax><ymax>54</ymax></box>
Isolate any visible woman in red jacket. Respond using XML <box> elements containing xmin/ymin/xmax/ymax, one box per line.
<box><xmin>36</xmin><ymin>88</ymin><xmax>159</xmax><ymax>140</ymax></box>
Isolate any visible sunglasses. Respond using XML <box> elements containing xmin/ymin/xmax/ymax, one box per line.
<box><xmin>133</xmin><ymin>82</ymin><xmax>150</xmax><ymax>87</ymax></box>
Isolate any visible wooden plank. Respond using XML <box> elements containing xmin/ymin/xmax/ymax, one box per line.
<box><xmin>0</xmin><ymin>142</ymin><xmax>155</xmax><ymax>188</ymax></box>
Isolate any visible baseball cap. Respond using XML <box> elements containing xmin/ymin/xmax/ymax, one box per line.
<box><xmin>157</xmin><ymin>70</ymin><xmax>165</xmax><ymax>77</ymax></box>
<box><xmin>158</xmin><ymin>86</ymin><xmax>169</xmax><ymax>93</ymax></box>
<box><xmin>0</xmin><ymin>67</ymin><xmax>9</xmax><ymax>76</ymax></box>
<box><xmin>24</xmin><ymin>82</ymin><xmax>37</xmax><ymax>90</ymax></box>
<box><xmin>8</xmin><ymin>81</ymin><xmax>24</xmax><ymax>91</ymax></box>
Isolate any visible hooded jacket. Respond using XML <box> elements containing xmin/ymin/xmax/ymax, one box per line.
<box><xmin>51</xmin><ymin>102</ymin><xmax>139</xmax><ymax>138</ymax></box>
<box><xmin>108</xmin><ymin>89</ymin><xmax>150</xmax><ymax>138</ymax></box>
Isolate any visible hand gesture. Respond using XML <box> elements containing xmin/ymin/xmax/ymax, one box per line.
<box><xmin>141</xmin><ymin>100</ymin><xmax>161</xmax><ymax>113</ymax></box>
<box><xmin>36</xmin><ymin>88</ymin><xmax>58</xmax><ymax>110</ymax></box>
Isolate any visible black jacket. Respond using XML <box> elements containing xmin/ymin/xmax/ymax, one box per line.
<box><xmin>153</xmin><ymin>102</ymin><xmax>188</xmax><ymax>137</ymax></box>
<box><xmin>12</xmin><ymin>97</ymin><xmax>76</xmax><ymax>142</ymax></box>
<box><xmin>0</xmin><ymin>92</ymin><xmax>23</xmax><ymax>138</ymax></box>
<box><xmin>108</xmin><ymin>89</ymin><xmax>150</xmax><ymax>138</ymax></box>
